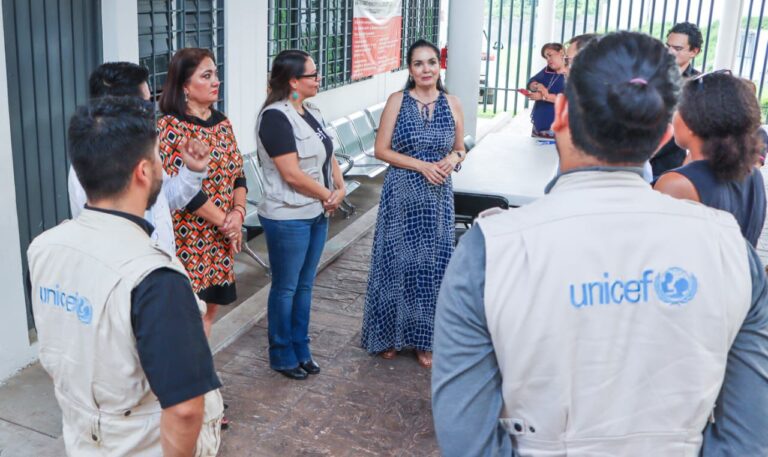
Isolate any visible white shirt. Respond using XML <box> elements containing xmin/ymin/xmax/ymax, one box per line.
<box><xmin>68</xmin><ymin>165</ymin><xmax>205</xmax><ymax>255</ymax></box>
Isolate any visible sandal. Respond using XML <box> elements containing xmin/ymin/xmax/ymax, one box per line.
<box><xmin>380</xmin><ymin>348</ymin><xmax>397</xmax><ymax>360</ymax></box>
<box><xmin>416</xmin><ymin>350</ymin><xmax>432</xmax><ymax>369</ymax></box>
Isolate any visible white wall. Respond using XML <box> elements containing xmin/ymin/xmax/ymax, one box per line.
<box><xmin>0</xmin><ymin>8</ymin><xmax>38</xmax><ymax>382</ymax></box>
<box><xmin>101</xmin><ymin>1</ymin><xmax>139</xmax><ymax>62</ymax></box>
<box><xmin>225</xmin><ymin>0</ymin><xmax>268</xmax><ymax>154</ymax></box>
<box><xmin>312</xmin><ymin>70</ymin><xmax>409</xmax><ymax>122</ymax></box>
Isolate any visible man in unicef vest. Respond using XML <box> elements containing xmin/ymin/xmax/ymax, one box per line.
<box><xmin>28</xmin><ymin>97</ymin><xmax>222</xmax><ymax>456</ymax></box>
<box><xmin>432</xmin><ymin>32</ymin><xmax>768</xmax><ymax>456</ymax></box>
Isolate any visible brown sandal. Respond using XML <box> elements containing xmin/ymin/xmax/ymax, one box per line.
<box><xmin>416</xmin><ymin>350</ymin><xmax>432</xmax><ymax>369</ymax></box>
<box><xmin>380</xmin><ymin>348</ymin><xmax>397</xmax><ymax>360</ymax></box>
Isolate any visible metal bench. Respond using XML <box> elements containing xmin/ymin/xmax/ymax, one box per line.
<box><xmin>365</xmin><ymin>102</ymin><xmax>386</xmax><ymax>132</ymax></box>
<box><xmin>240</xmin><ymin>152</ymin><xmax>270</xmax><ymax>274</ymax></box>
<box><xmin>331</xmin><ymin>117</ymin><xmax>388</xmax><ymax>178</ymax></box>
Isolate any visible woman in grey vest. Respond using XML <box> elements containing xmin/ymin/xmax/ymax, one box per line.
<box><xmin>654</xmin><ymin>71</ymin><xmax>766</xmax><ymax>246</ymax></box>
<box><xmin>256</xmin><ymin>50</ymin><xmax>346</xmax><ymax>380</ymax></box>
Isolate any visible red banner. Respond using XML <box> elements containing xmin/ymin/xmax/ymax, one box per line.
<box><xmin>351</xmin><ymin>0</ymin><xmax>403</xmax><ymax>80</ymax></box>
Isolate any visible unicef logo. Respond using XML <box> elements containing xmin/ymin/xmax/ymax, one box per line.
<box><xmin>77</xmin><ymin>298</ymin><xmax>93</xmax><ymax>325</ymax></box>
<box><xmin>654</xmin><ymin>267</ymin><xmax>698</xmax><ymax>305</ymax></box>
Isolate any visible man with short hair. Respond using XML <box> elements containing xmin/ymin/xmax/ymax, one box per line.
<box><xmin>666</xmin><ymin>21</ymin><xmax>703</xmax><ymax>78</ymax></box>
<box><xmin>29</xmin><ymin>96</ymin><xmax>223</xmax><ymax>456</ymax></box>
<box><xmin>650</xmin><ymin>22</ymin><xmax>704</xmax><ymax>178</ymax></box>
<box><xmin>69</xmin><ymin>62</ymin><xmax>210</xmax><ymax>256</ymax></box>
<box><xmin>88</xmin><ymin>61</ymin><xmax>153</xmax><ymax>100</ymax></box>
<box><xmin>563</xmin><ymin>33</ymin><xmax>598</xmax><ymax>76</ymax></box>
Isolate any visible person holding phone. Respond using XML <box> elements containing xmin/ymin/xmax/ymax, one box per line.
<box><xmin>526</xmin><ymin>43</ymin><xmax>566</xmax><ymax>137</ymax></box>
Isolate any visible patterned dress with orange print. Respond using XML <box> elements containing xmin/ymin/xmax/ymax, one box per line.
<box><xmin>158</xmin><ymin>110</ymin><xmax>246</xmax><ymax>305</ymax></box>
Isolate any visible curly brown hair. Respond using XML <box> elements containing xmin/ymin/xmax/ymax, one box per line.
<box><xmin>678</xmin><ymin>72</ymin><xmax>762</xmax><ymax>182</ymax></box>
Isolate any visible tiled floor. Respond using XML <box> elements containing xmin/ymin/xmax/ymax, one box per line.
<box><xmin>215</xmin><ymin>232</ymin><xmax>440</xmax><ymax>457</ymax></box>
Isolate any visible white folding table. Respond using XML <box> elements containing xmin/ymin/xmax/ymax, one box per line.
<box><xmin>452</xmin><ymin>132</ymin><xmax>560</xmax><ymax>206</ymax></box>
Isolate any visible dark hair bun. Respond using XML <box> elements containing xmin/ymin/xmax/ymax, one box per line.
<box><xmin>607</xmin><ymin>80</ymin><xmax>666</xmax><ymax>130</ymax></box>
<box><xmin>565</xmin><ymin>31</ymin><xmax>681</xmax><ymax>163</ymax></box>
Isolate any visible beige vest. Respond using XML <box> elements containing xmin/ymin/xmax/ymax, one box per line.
<box><xmin>477</xmin><ymin>171</ymin><xmax>751</xmax><ymax>456</ymax></box>
<box><xmin>256</xmin><ymin>100</ymin><xmax>333</xmax><ymax>220</ymax></box>
<box><xmin>28</xmin><ymin>209</ymin><xmax>222</xmax><ymax>456</ymax></box>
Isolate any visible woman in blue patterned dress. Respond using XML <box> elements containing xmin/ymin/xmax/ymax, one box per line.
<box><xmin>361</xmin><ymin>40</ymin><xmax>466</xmax><ymax>368</ymax></box>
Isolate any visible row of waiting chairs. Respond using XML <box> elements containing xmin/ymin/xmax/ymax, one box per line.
<box><xmin>328</xmin><ymin>103</ymin><xmax>389</xmax><ymax>179</ymax></box>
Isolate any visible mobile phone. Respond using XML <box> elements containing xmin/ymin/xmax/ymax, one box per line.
<box><xmin>517</xmin><ymin>88</ymin><xmax>532</xmax><ymax>97</ymax></box>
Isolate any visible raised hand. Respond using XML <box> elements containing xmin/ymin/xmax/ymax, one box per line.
<box><xmin>179</xmin><ymin>136</ymin><xmax>211</xmax><ymax>172</ymax></box>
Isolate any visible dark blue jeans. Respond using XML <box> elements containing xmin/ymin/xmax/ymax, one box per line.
<box><xmin>259</xmin><ymin>213</ymin><xmax>328</xmax><ymax>370</ymax></box>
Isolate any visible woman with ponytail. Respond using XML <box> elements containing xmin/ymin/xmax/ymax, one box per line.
<box><xmin>255</xmin><ymin>50</ymin><xmax>345</xmax><ymax>380</ymax></box>
<box><xmin>654</xmin><ymin>71</ymin><xmax>766</xmax><ymax>246</ymax></box>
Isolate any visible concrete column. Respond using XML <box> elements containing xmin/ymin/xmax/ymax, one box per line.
<box><xmin>445</xmin><ymin>0</ymin><xmax>484</xmax><ymax>137</ymax></box>
<box><xmin>713</xmin><ymin>0</ymin><xmax>746</xmax><ymax>70</ymax></box>
<box><xmin>101</xmin><ymin>2</ymin><xmax>139</xmax><ymax>62</ymax></box>
<box><xmin>535</xmin><ymin>0</ymin><xmax>557</xmax><ymax>69</ymax></box>
<box><xmin>225</xmin><ymin>0</ymin><xmax>268</xmax><ymax>154</ymax></box>
<box><xmin>0</xmin><ymin>7</ymin><xmax>38</xmax><ymax>382</ymax></box>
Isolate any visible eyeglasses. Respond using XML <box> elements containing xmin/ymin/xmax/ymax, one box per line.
<box><xmin>693</xmin><ymin>69</ymin><xmax>732</xmax><ymax>86</ymax></box>
<box><xmin>298</xmin><ymin>72</ymin><xmax>321</xmax><ymax>81</ymax></box>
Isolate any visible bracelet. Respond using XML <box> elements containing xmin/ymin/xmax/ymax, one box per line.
<box><xmin>453</xmin><ymin>150</ymin><xmax>466</xmax><ymax>161</ymax></box>
<box><xmin>234</xmin><ymin>203</ymin><xmax>246</xmax><ymax>213</ymax></box>
<box><xmin>232</xmin><ymin>206</ymin><xmax>246</xmax><ymax>220</ymax></box>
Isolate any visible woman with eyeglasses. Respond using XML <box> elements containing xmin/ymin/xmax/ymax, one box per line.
<box><xmin>654</xmin><ymin>70</ymin><xmax>766</xmax><ymax>246</ymax></box>
<box><xmin>526</xmin><ymin>42</ymin><xmax>566</xmax><ymax>137</ymax></box>
<box><xmin>255</xmin><ymin>49</ymin><xmax>345</xmax><ymax>380</ymax></box>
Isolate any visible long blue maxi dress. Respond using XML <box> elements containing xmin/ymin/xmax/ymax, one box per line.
<box><xmin>361</xmin><ymin>90</ymin><xmax>456</xmax><ymax>354</ymax></box>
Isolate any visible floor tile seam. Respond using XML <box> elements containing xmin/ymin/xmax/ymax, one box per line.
<box><xmin>323</xmin><ymin>263</ymin><xmax>372</xmax><ymax>273</ymax></box>
<box><xmin>0</xmin><ymin>417</ymin><xmax>59</xmax><ymax>439</ymax></box>
<box><xmin>312</xmin><ymin>283</ymin><xmax>368</xmax><ymax>294</ymax></box>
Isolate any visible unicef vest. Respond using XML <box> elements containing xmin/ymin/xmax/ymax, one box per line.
<box><xmin>27</xmin><ymin>209</ymin><xmax>221</xmax><ymax>456</ymax></box>
<box><xmin>256</xmin><ymin>100</ymin><xmax>333</xmax><ymax>220</ymax></box>
<box><xmin>477</xmin><ymin>171</ymin><xmax>751</xmax><ymax>456</ymax></box>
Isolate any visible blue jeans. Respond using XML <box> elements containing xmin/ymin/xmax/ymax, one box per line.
<box><xmin>259</xmin><ymin>213</ymin><xmax>328</xmax><ymax>370</ymax></box>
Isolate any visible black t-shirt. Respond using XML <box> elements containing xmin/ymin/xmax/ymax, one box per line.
<box><xmin>259</xmin><ymin>109</ymin><xmax>333</xmax><ymax>187</ymax></box>
<box><xmin>86</xmin><ymin>207</ymin><xmax>221</xmax><ymax>409</ymax></box>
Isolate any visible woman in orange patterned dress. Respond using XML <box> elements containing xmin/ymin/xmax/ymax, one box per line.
<box><xmin>157</xmin><ymin>48</ymin><xmax>247</xmax><ymax>335</ymax></box>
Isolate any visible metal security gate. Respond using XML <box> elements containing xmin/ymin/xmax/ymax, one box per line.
<box><xmin>481</xmin><ymin>0</ymin><xmax>768</xmax><ymax>118</ymax></box>
<box><xmin>480</xmin><ymin>0</ymin><xmax>537</xmax><ymax>115</ymax></box>
<box><xmin>2</xmin><ymin>0</ymin><xmax>102</xmax><ymax>329</ymax></box>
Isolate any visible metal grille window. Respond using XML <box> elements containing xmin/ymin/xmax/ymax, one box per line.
<box><xmin>267</xmin><ymin>0</ymin><xmax>353</xmax><ymax>91</ymax></box>
<box><xmin>401</xmin><ymin>0</ymin><xmax>441</xmax><ymax>68</ymax></box>
<box><xmin>138</xmin><ymin>0</ymin><xmax>225</xmax><ymax>111</ymax></box>
<box><xmin>268</xmin><ymin>0</ymin><xmax>440</xmax><ymax>91</ymax></box>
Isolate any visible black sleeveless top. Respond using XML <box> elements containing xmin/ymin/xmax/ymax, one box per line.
<box><xmin>675</xmin><ymin>160</ymin><xmax>766</xmax><ymax>246</ymax></box>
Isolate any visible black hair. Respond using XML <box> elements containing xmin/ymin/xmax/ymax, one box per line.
<box><xmin>667</xmin><ymin>22</ymin><xmax>703</xmax><ymax>51</ymax></box>
<box><xmin>678</xmin><ymin>72</ymin><xmax>762</xmax><ymax>181</ymax></box>
<box><xmin>159</xmin><ymin>48</ymin><xmax>216</xmax><ymax>117</ymax></box>
<box><xmin>540</xmin><ymin>42</ymin><xmax>564</xmax><ymax>58</ymax></box>
<box><xmin>68</xmin><ymin>96</ymin><xmax>157</xmax><ymax>201</ymax></box>
<box><xmin>566</xmin><ymin>31</ymin><xmax>681</xmax><ymax>163</ymax></box>
<box><xmin>261</xmin><ymin>49</ymin><xmax>311</xmax><ymax>112</ymax></box>
<box><xmin>89</xmin><ymin>62</ymin><xmax>150</xmax><ymax>99</ymax></box>
<box><xmin>404</xmin><ymin>39</ymin><xmax>446</xmax><ymax>92</ymax></box>
<box><xmin>568</xmin><ymin>34</ymin><xmax>599</xmax><ymax>51</ymax></box>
